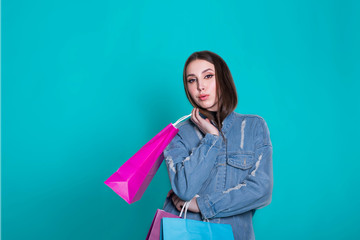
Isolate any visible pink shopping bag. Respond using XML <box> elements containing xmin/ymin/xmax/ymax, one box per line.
<box><xmin>104</xmin><ymin>114</ymin><xmax>191</xmax><ymax>204</ymax></box>
<box><xmin>146</xmin><ymin>209</ymin><xmax>180</xmax><ymax>240</ymax></box>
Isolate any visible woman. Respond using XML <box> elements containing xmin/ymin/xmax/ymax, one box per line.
<box><xmin>162</xmin><ymin>50</ymin><xmax>273</xmax><ymax>240</ymax></box>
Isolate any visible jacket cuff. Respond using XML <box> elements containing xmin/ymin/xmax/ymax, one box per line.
<box><xmin>196</xmin><ymin>193</ymin><xmax>223</xmax><ymax>219</ymax></box>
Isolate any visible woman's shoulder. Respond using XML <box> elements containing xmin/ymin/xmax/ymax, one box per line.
<box><xmin>175</xmin><ymin>118</ymin><xmax>193</xmax><ymax>130</ymax></box>
<box><xmin>232</xmin><ymin>112</ymin><xmax>268</xmax><ymax>124</ymax></box>
<box><xmin>233</xmin><ymin>112</ymin><xmax>271</xmax><ymax>135</ymax></box>
<box><xmin>233</xmin><ymin>112</ymin><xmax>271</xmax><ymax>146</ymax></box>
<box><xmin>175</xmin><ymin>112</ymin><xmax>269</xmax><ymax>127</ymax></box>
<box><xmin>174</xmin><ymin>118</ymin><xmax>198</xmax><ymax>138</ymax></box>
<box><xmin>174</xmin><ymin>118</ymin><xmax>205</xmax><ymax>144</ymax></box>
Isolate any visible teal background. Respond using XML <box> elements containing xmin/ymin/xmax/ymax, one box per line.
<box><xmin>2</xmin><ymin>0</ymin><xmax>360</xmax><ymax>239</ymax></box>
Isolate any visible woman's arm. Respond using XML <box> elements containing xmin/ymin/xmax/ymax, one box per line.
<box><xmin>170</xmin><ymin>190</ymin><xmax>200</xmax><ymax>213</ymax></box>
<box><xmin>164</xmin><ymin>108</ymin><xmax>222</xmax><ymax>201</ymax></box>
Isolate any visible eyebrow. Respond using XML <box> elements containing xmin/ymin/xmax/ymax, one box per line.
<box><xmin>186</xmin><ymin>68</ymin><xmax>214</xmax><ymax>78</ymax></box>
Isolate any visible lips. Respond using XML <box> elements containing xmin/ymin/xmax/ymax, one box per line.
<box><xmin>199</xmin><ymin>94</ymin><xmax>209</xmax><ymax>101</ymax></box>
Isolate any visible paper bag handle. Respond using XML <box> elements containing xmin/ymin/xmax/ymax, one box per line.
<box><xmin>173</xmin><ymin>113</ymin><xmax>192</xmax><ymax>128</ymax></box>
<box><xmin>178</xmin><ymin>194</ymin><xmax>200</xmax><ymax>219</ymax></box>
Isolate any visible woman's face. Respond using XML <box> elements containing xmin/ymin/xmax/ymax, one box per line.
<box><xmin>186</xmin><ymin>59</ymin><xmax>219</xmax><ymax>111</ymax></box>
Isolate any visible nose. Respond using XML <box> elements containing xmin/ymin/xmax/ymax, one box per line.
<box><xmin>197</xmin><ymin>79</ymin><xmax>205</xmax><ymax>91</ymax></box>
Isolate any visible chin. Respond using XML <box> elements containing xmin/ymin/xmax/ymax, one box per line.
<box><xmin>198</xmin><ymin>104</ymin><xmax>211</xmax><ymax>109</ymax></box>
<box><xmin>204</xmin><ymin>103</ymin><xmax>218</xmax><ymax>111</ymax></box>
<box><xmin>196</xmin><ymin>101</ymin><xmax>216</xmax><ymax>110</ymax></box>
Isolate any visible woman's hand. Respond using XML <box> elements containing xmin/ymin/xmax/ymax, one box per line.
<box><xmin>170</xmin><ymin>191</ymin><xmax>200</xmax><ymax>213</ymax></box>
<box><xmin>191</xmin><ymin>108</ymin><xmax>219</xmax><ymax>136</ymax></box>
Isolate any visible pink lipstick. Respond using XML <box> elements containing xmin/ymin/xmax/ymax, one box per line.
<box><xmin>199</xmin><ymin>94</ymin><xmax>209</xmax><ymax>101</ymax></box>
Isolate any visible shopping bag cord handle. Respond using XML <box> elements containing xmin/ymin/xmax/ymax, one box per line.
<box><xmin>179</xmin><ymin>200</ymin><xmax>191</xmax><ymax>219</ymax></box>
<box><xmin>179</xmin><ymin>194</ymin><xmax>199</xmax><ymax>219</ymax></box>
<box><xmin>173</xmin><ymin>113</ymin><xmax>192</xmax><ymax>128</ymax></box>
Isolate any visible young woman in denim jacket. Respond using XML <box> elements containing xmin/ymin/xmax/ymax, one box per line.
<box><xmin>162</xmin><ymin>50</ymin><xmax>273</xmax><ymax>240</ymax></box>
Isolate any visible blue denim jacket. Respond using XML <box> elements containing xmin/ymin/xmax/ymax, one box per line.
<box><xmin>162</xmin><ymin>111</ymin><xmax>273</xmax><ymax>240</ymax></box>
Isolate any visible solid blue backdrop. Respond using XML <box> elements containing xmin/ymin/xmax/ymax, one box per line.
<box><xmin>2</xmin><ymin>0</ymin><xmax>360</xmax><ymax>239</ymax></box>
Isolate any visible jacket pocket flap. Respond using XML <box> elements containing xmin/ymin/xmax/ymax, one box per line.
<box><xmin>227</xmin><ymin>152</ymin><xmax>255</xmax><ymax>169</ymax></box>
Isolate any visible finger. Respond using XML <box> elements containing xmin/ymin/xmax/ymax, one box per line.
<box><xmin>172</xmin><ymin>195</ymin><xmax>181</xmax><ymax>208</ymax></box>
<box><xmin>166</xmin><ymin>189</ymin><xmax>174</xmax><ymax>198</ymax></box>
<box><xmin>190</xmin><ymin>108</ymin><xmax>195</xmax><ymax>122</ymax></box>
<box><xmin>196</xmin><ymin>109</ymin><xmax>209</xmax><ymax>128</ymax></box>
<box><xmin>194</xmin><ymin>108</ymin><xmax>201</xmax><ymax>122</ymax></box>
<box><xmin>191</xmin><ymin>108</ymin><xmax>194</xmax><ymax>117</ymax></box>
<box><xmin>191</xmin><ymin>108</ymin><xmax>198</xmax><ymax>124</ymax></box>
<box><xmin>194</xmin><ymin>109</ymin><xmax>208</xmax><ymax>132</ymax></box>
<box><xmin>196</xmin><ymin>108</ymin><xmax>208</xmax><ymax>124</ymax></box>
<box><xmin>177</xmin><ymin>200</ymin><xmax>184</xmax><ymax>212</ymax></box>
<box><xmin>171</xmin><ymin>194</ymin><xmax>177</xmax><ymax>203</ymax></box>
<box><xmin>174</xmin><ymin>201</ymin><xmax>181</xmax><ymax>211</ymax></box>
<box><xmin>174</xmin><ymin>199</ymin><xmax>179</xmax><ymax>211</ymax></box>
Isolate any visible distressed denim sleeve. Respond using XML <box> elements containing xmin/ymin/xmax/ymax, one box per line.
<box><xmin>196</xmin><ymin>118</ymin><xmax>273</xmax><ymax>219</ymax></box>
<box><xmin>164</xmin><ymin>131</ymin><xmax>223</xmax><ymax>201</ymax></box>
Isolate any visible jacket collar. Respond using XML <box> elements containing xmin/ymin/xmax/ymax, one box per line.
<box><xmin>221</xmin><ymin>111</ymin><xmax>236</xmax><ymax>134</ymax></box>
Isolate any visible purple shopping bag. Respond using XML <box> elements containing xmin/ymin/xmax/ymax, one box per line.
<box><xmin>104</xmin><ymin>114</ymin><xmax>191</xmax><ymax>204</ymax></box>
<box><xmin>146</xmin><ymin>209</ymin><xmax>180</xmax><ymax>240</ymax></box>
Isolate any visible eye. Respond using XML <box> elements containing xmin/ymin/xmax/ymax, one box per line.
<box><xmin>187</xmin><ymin>78</ymin><xmax>196</xmax><ymax>83</ymax></box>
<box><xmin>205</xmin><ymin>74</ymin><xmax>214</xmax><ymax>79</ymax></box>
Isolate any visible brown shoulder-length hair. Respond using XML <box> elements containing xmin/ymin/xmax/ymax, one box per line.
<box><xmin>183</xmin><ymin>50</ymin><xmax>238</xmax><ymax>131</ymax></box>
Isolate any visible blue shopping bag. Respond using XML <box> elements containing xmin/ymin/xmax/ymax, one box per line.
<box><xmin>160</xmin><ymin>218</ymin><xmax>235</xmax><ymax>240</ymax></box>
<box><xmin>160</xmin><ymin>198</ymin><xmax>235</xmax><ymax>240</ymax></box>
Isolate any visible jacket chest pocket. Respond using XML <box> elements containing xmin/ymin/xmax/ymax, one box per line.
<box><xmin>226</xmin><ymin>152</ymin><xmax>256</xmax><ymax>187</ymax></box>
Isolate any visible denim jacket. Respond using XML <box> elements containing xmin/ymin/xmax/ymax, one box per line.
<box><xmin>162</xmin><ymin>111</ymin><xmax>273</xmax><ymax>240</ymax></box>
